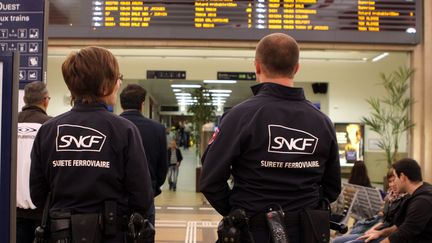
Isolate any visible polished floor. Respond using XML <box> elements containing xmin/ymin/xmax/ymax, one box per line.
<box><xmin>154</xmin><ymin>147</ymin><xmax>221</xmax><ymax>243</ymax></box>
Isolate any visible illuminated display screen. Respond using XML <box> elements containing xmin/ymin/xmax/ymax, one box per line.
<box><xmin>335</xmin><ymin>123</ymin><xmax>365</xmax><ymax>166</ymax></box>
<box><xmin>48</xmin><ymin>0</ymin><xmax>421</xmax><ymax>44</ymax></box>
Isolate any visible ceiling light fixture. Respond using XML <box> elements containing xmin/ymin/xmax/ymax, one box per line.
<box><xmin>208</xmin><ymin>89</ymin><xmax>232</xmax><ymax>93</ymax></box>
<box><xmin>372</xmin><ymin>52</ymin><xmax>389</xmax><ymax>62</ymax></box>
<box><xmin>211</xmin><ymin>93</ymin><xmax>230</xmax><ymax>97</ymax></box>
<box><xmin>174</xmin><ymin>93</ymin><xmax>191</xmax><ymax>96</ymax></box>
<box><xmin>203</xmin><ymin>80</ymin><xmax>237</xmax><ymax>84</ymax></box>
<box><xmin>171</xmin><ymin>84</ymin><xmax>201</xmax><ymax>88</ymax></box>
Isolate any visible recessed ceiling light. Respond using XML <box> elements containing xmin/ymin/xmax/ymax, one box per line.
<box><xmin>174</xmin><ymin>93</ymin><xmax>191</xmax><ymax>96</ymax></box>
<box><xmin>203</xmin><ymin>80</ymin><xmax>237</xmax><ymax>84</ymax></box>
<box><xmin>209</xmin><ymin>89</ymin><xmax>232</xmax><ymax>93</ymax></box>
<box><xmin>372</xmin><ymin>52</ymin><xmax>389</xmax><ymax>62</ymax></box>
<box><xmin>212</xmin><ymin>93</ymin><xmax>230</xmax><ymax>97</ymax></box>
<box><xmin>171</xmin><ymin>84</ymin><xmax>201</xmax><ymax>88</ymax></box>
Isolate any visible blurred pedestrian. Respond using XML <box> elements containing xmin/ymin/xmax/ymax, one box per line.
<box><xmin>16</xmin><ymin>81</ymin><xmax>52</xmax><ymax>243</ymax></box>
<box><xmin>167</xmin><ymin>140</ymin><xmax>183</xmax><ymax>191</ymax></box>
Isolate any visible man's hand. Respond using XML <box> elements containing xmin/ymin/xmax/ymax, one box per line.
<box><xmin>357</xmin><ymin>229</ymin><xmax>382</xmax><ymax>242</ymax></box>
<box><xmin>359</xmin><ymin>225</ymin><xmax>397</xmax><ymax>242</ymax></box>
<box><xmin>364</xmin><ymin>222</ymin><xmax>383</xmax><ymax>235</ymax></box>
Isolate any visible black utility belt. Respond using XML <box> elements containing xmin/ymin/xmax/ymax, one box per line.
<box><xmin>48</xmin><ymin>210</ymin><xmax>129</xmax><ymax>243</ymax></box>
<box><xmin>49</xmin><ymin>212</ymin><xmax>102</xmax><ymax>242</ymax></box>
<box><xmin>51</xmin><ymin>211</ymin><xmax>124</xmax><ymax>229</ymax></box>
<box><xmin>249</xmin><ymin>211</ymin><xmax>300</xmax><ymax>229</ymax></box>
<box><xmin>49</xmin><ymin>201</ymin><xmax>125</xmax><ymax>239</ymax></box>
<box><xmin>50</xmin><ymin>211</ymin><xmax>126</xmax><ymax>232</ymax></box>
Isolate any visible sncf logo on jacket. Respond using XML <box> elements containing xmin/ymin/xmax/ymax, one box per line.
<box><xmin>56</xmin><ymin>124</ymin><xmax>106</xmax><ymax>152</ymax></box>
<box><xmin>268</xmin><ymin>124</ymin><xmax>318</xmax><ymax>154</ymax></box>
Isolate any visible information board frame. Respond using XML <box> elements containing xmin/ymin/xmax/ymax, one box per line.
<box><xmin>48</xmin><ymin>0</ymin><xmax>423</xmax><ymax>45</ymax></box>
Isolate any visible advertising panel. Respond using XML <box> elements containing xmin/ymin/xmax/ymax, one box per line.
<box><xmin>335</xmin><ymin>123</ymin><xmax>364</xmax><ymax>166</ymax></box>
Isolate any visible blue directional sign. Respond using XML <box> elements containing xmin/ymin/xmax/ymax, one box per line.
<box><xmin>0</xmin><ymin>0</ymin><xmax>46</xmax><ymax>88</ymax></box>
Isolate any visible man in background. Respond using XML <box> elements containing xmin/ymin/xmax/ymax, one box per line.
<box><xmin>120</xmin><ymin>84</ymin><xmax>168</xmax><ymax>225</ymax></box>
<box><xmin>16</xmin><ymin>81</ymin><xmax>51</xmax><ymax>243</ymax></box>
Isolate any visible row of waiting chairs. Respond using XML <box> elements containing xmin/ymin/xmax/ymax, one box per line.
<box><xmin>331</xmin><ymin>183</ymin><xmax>385</xmax><ymax>226</ymax></box>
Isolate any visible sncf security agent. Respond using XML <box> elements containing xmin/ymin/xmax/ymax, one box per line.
<box><xmin>200</xmin><ymin>33</ymin><xmax>341</xmax><ymax>243</ymax></box>
<box><xmin>30</xmin><ymin>47</ymin><xmax>154</xmax><ymax>242</ymax></box>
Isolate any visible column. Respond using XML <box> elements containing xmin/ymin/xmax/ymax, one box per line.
<box><xmin>411</xmin><ymin>0</ymin><xmax>432</xmax><ymax>182</ymax></box>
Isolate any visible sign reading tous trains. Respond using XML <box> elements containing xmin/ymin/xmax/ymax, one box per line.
<box><xmin>0</xmin><ymin>0</ymin><xmax>47</xmax><ymax>88</ymax></box>
<box><xmin>48</xmin><ymin>0</ymin><xmax>421</xmax><ymax>44</ymax></box>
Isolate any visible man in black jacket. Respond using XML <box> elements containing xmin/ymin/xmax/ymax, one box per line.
<box><xmin>199</xmin><ymin>33</ymin><xmax>341</xmax><ymax>243</ymax></box>
<box><xmin>17</xmin><ymin>81</ymin><xmax>51</xmax><ymax>243</ymax></box>
<box><xmin>120</xmin><ymin>84</ymin><xmax>168</xmax><ymax>225</ymax></box>
<box><xmin>359</xmin><ymin>158</ymin><xmax>432</xmax><ymax>243</ymax></box>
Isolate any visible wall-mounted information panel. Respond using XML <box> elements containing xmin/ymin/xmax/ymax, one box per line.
<box><xmin>48</xmin><ymin>0</ymin><xmax>422</xmax><ymax>44</ymax></box>
<box><xmin>0</xmin><ymin>0</ymin><xmax>47</xmax><ymax>88</ymax></box>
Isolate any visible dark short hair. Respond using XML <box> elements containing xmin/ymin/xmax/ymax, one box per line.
<box><xmin>255</xmin><ymin>33</ymin><xmax>299</xmax><ymax>78</ymax></box>
<box><xmin>120</xmin><ymin>84</ymin><xmax>147</xmax><ymax>110</ymax></box>
<box><xmin>24</xmin><ymin>81</ymin><xmax>48</xmax><ymax>105</ymax></box>
<box><xmin>392</xmin><ymin>158</ymin><xmax>422</xmax><ymax>182</ymax></box>
<box><xmin>61</xmin><ymin>46</ymin><xmax>120</xmax><ymax>104</ymax></box>
<box><xmin>386</xmin><ymin>168</ymin><xmax>395</xmax><ymax>180</ymax></box>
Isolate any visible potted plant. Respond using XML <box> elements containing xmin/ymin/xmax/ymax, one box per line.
<box><xmin>361</xmin><ymin>66</ymin><xmax>415</xmax><ymax>169</ymax></box>
<box><xmin>187</xmin><ymin>87</ymin><xmax>216</xmax><ymax>155</ymax></box>
<box><xmin>187</xmin><ymin>87</ymin><xmax>216</xmax><ymax>192</ymax></box>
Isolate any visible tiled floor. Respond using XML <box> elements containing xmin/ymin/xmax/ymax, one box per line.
<box><xmin>155</xmin><ymin>147</ymin><xmax>221</xmax><ymax>243</ymax></box>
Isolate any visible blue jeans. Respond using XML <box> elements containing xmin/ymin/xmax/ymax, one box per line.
<box><xmin>333</xmin><ymin>234</ymin><xmax>384</xmax><ymax>243</ymax></box>
<box><xmin>351</xmin><ymin>216</ymin><xmax>382</xmax><ymax>234</ymax></box>
<box><xmin>333</xmin><ymin>234</ymin><xmax>362</xmax><ymax>243</ymax></box>
<box><xmin>167</xmin><ymin>165</ymin><xmax>179</xmax><ymax>189</ymax></box>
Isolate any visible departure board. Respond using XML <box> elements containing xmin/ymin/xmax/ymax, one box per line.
<box><xmin>48</xmin><ymin>0</ymin><xmax>422</xmax><ymax>44</ymax></box>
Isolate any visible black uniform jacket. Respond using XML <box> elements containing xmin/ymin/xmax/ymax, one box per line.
<box><xmin>30</xmin><ymin>103</ymin><xmax>153</xmax><ymax>216</ymax></box>
<box><xmin>389</xmin><ymin>182</ymin><xmax>432</xmax><ymax>243</ymax></box>
<box><xmin>120</xmin><ymin>110</ymin><xmax>168</xmax><ymax>197</ymax></box>
<box><xmin>200</xmin><ymin>83</ymin><xmax>341</xmax><ymax>216</ymax></box>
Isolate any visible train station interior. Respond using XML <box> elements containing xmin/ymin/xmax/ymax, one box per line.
<box><xmin>1</xmin><ymin>1</ymin><xmax>432</xmax><ymax>242</ymax></box>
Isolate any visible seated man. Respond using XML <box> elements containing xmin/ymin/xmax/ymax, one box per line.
<box><xmin>332</xmin><ymin>169</ymin><xmax>408</xmax><ymax>243</ymax></box>
<box><xmin>358</xmin><ymin>158</ymin><xmax>432</xmax><ymax>243</ymax></box>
